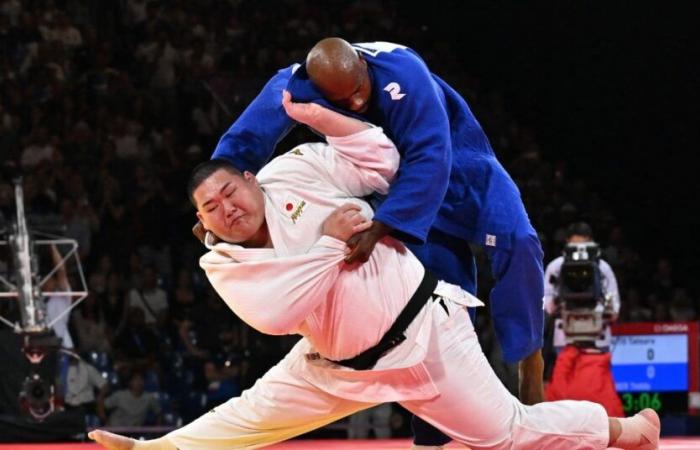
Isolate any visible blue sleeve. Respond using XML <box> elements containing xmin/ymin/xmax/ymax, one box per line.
<box><xmin>210</xmin><ymin>66</ymin><xmax>297</xmax><ymax>173</ymax></box>
<box><xmin>373</xmin><ymin>58</ymin><xmax>452</xmax><ymax>244</ymax></box>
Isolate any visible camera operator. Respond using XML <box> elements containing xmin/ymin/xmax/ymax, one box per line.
<box><xmin>544</xmin><ymin>222</ymin><xmax>620</xmax><ymax>350</ymax></box>
<box><xmin>543</xmin><ymin>222</ymin><xmax>623</xmax><ymax>416</ymax></box>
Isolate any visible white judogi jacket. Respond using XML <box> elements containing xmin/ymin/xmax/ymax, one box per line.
<box><xmin>200</xmin><ymin>127</ymin><xmax>482</xmax><ymax>403</ymax></box>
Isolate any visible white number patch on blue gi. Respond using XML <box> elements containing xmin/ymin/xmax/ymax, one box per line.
<box><xmin>384</xmin><ymin>82</ymin><xmax>406</xmax><ymax>100</ymax></box>
<box><xmin>485</xmin><ymin>234</ymin><xmax>497</xmax><ymax>247</ymax></box>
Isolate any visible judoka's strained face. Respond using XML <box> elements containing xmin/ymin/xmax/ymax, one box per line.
<box><xmin>194</xmin><ymin>169</ymin><xmax>267</xmax><ymax>246</ymax></box>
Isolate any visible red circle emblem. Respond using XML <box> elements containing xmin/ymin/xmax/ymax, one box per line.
<box><xmin>286</xmin><ymin>203</ymin><xmax>293</xmax><ymax>211</ymax></box>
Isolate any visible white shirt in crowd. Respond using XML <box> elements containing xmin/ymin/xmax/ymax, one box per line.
<box><xmin>45</xmin><ymin>275</ymin><xmax>74</xmax><ymax>349</ymax></box>
<box><xmin>128</xmin><ymin>287</ymin><xmax>168</xmax><ymax>324</ymax></box>
<box><xmin>104</xmin><ymin>390</ymin><xmax>161</xmax><ymax>426</ymax></box>
<box><xmin>45</xmin><ymin>294</ymin><xmax>74</xmax><ymax>349</ymax></box>
<box><xmin>65</xmin><ymin>359</ymin><xmax>107</xmax><ymax>407</ymax></box>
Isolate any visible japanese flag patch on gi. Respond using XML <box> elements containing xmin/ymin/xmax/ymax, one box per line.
<box><xmin>485</xmin><ymin>234</ymin><xmax>497</xmax><ymax>247</ymax></box>
<box><xmin>283</xmin><ymin>195</ymin><xmax>307</xmax><ymax>224</ymax></box>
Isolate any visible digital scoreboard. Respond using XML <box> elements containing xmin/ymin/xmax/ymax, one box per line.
<box><xmin>611</xmin><ymin>322</ymin><xmax>699</xmax><ymax>415</ymax></box>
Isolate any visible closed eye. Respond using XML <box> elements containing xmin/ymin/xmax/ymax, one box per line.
<box><xmin>206</xmin><ymin>205</ymin><xmax>218</xmax><ymax>213</ymax></box>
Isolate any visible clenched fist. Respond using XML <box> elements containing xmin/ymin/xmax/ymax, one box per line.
<box><xmin>322</xmin><ymin>203</ymin><xmax>371</xmax><ymax>243</ymax></box>
<box><xmin>344</xmin><ymin>220</ymin><xmax>392</xmax><ymax>263</ymax></box>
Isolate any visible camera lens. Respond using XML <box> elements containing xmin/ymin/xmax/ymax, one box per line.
<box><xmin>20</xmin><ymin>374</ymin><xmax>54</xmax><ymax>420</ymax></box>
<box><xmin>31</xmin><ymin>384</ymin><xmax>45</xmax><ymax>398</ymax></box>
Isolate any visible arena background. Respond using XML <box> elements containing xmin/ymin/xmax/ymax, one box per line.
<box><xmin>0</xmin><ymin>0</ymin><xmax>698</xmax><ymax>446</ymax></box>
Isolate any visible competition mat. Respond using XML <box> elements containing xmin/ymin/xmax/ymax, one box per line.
<box><xmin>2</xmin><ymin>438</ymin><xmax>699</xmax><ymax>449</ymax></box>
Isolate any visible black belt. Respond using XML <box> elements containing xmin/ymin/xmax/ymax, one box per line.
<box><xmin>330</xmin><ymin>270</ymin><xmax>438</xmax><ymax>371</ymax></box>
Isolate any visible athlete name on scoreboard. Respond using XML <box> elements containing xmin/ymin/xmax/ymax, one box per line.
<box><xmin>612</xmin><ymin>333</ymin><xmax>689</xmax><ymax>392</ymax></box>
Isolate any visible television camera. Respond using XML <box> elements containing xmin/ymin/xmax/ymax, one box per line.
<box><xmin>556</xmin><ymin>241</ymin><xmax>615</xmax><ymax>347</ymax></box>
<box><xmin>0</xmin><ymin>178</ymin><xmax>88</xmax><ymax>420</ymax></box>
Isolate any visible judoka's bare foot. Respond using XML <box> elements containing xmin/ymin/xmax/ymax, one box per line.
<box><xmin>634</xmin><ymin>409</ymin><xmax>660</xmax><ymax>450</ymax></box>
<box><xmin>88</xmin><ymin>429</ymin><xmax>135</xmax><ymax>450</ymax></box>
<box><xmin>609</xmin><ymin>408</ymin><xmax>660</xmax><ymax>449</ymax></box>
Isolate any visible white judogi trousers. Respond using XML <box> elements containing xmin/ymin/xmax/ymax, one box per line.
<box><xmin>164</xmin><ymin>299</ymin><xmax>609</xmax><ymax>450</ymax></box>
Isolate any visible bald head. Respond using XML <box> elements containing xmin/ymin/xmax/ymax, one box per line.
<box><xmin>307</xmin><ymin>38</ymin><xmax>361</xmax><ymax>82</ymax></box>
<box><xmin>306</xmin><ymin>38</ymin><xmax>372</xmax><ymax>113</ymax></box>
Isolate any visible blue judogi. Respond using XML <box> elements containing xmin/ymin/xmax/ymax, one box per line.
<box><xmin>212</xmin><ymin>42</ymin><xmax>544</xmax><ymax>445</ymax></box>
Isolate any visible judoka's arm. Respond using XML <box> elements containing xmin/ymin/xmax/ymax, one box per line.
<box><xmin>211</xmin><ymin>66</ymin><xmax>297</xmax><ymax>173</ymax></box>
<box><xmin>49</xmin><ymin>244</ymin><xmax>70</xmax><ymax>291</ymax></box>
<box><xmin>282</xmin><ymin>90</ymin><xmax>371</xmax><ymax>136</ymax></box>
<box><xmin>347</xmin><ymin>57</ymin><xmax>452</xmax><ymax>262</ymax></box>
<box><xmin>281</xmin><ymin>93</ymin><xmax>400</xmax><ymax>197</ymax></box>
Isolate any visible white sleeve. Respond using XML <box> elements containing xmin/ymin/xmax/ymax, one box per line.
<box><xmin>543</xmin><ymin>257</ymin><xmax>562</xmax><ymax>314</ymax></box>
<box><xmin>200</xmin><ymin>236</ymin><xmax>346</xmax><ymax>336</ymax></box>
<box><xmin>259</xmin><ymin>127</ymin><xmax>399</xmax><ymax>199</ymax></box>
<box><xmin>600</xmin><ymin>260</ymin><xmax>620</xmax><ymax>315</ymax></box>
<box><xmin>323</xmin><ymin>126</ymin><xmax>400</xmax><ymax>196</ymax></box>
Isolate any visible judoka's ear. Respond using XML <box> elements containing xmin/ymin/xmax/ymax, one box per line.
<box><xmin>243</xmin><ymin>171</ymin><xmax>259</xmax><ymax>187</ymax></box>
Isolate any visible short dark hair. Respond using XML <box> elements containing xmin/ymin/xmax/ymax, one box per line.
<box><xmin>566</xmin><ymin>222</ymin><xmax>593</xmax><ymax>240</ymax></box>
<box><xmin>187</xmin><ymin>159</ymin><xmax>242</xmax><ymax>206</ymax></box>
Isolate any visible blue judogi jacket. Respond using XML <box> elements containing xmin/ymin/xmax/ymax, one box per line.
<box><xmin>212</xmin><ymin>42</ymin><xmax>525</xmax><ymax>251</ymax></box>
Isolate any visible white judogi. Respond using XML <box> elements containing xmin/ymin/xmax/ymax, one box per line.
<box><xmin>165</xmin><ymin>128</ymin><xmax>609</xmax><ymax>449</ymax></box>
